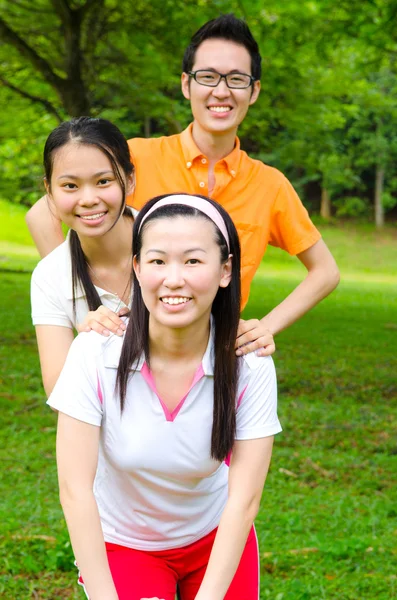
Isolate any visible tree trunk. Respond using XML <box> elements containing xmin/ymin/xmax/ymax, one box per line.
<box><xmin>374</xmin><ymin>164</ymin><xmax>385</xmax><ymax>228</ymax></box>
<box><xmin>320</xmin><ymin>186</ymin><xmax>331</xmax><ymax>219</ymax></box>
<box><xmin>60</xmin><ymin>7</ymin><xmax>91</xmax><ymax>116</ymax></box>
<box><xmin>144</xmin><ymin>116</ymin><xmax>151</xmax><ymax>138</ymax></box>
<box><xmin>58</xmin><ymin>79</ymin><xmax>91</xmax><ymax>117</ymax></box>
<box><xmin>0</xmin><ymin>4</ymin><xmax>95</xmax><ymax>117</ymax></box>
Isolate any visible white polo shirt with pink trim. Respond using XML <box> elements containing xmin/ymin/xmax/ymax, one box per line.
<box><xmin>47</xmin><ymin>327</ymin><xmax>282</xmax><ymax>551</ymax></box>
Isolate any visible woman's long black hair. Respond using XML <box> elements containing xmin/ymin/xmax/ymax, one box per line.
<box><xmin>43</xmin><ymin>117</ymin><xmax>134</xmax><ymax>314</ymax></box>
<box><xmin>116</xmin><ymin>194</ymin><xmax>241</xmax><ymax>462</ymax></box>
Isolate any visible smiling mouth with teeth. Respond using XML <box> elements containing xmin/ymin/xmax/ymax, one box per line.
<box><xmin>79</xmin><ymin>212</ymin><xmax>106</xmax><ymax>220</ymax></box>
<box><xmin>208</xmin><ymin>106</ymin><xmax>232</xmax><ymax>113</ymax></box>
<box><xmin>161</xmin><ymin>297</ymin><xmax>191</xmax><ymax>305</ymax></box>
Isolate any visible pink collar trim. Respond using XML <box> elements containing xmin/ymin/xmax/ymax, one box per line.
<box><xmin>141</xmin><ymin>361</ymin><xmax>205</xmax><ymax>422</ymax></box>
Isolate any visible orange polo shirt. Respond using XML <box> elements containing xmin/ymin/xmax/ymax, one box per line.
<box><xmin>127</xmin><ymin>124</ymin><xmax>321</xmax><ymax>308</ymax></box>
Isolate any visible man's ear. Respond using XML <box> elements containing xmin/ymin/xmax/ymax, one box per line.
<box><xmin>249</xmin><ymin>80</ymin><xmax>261</xmax><ymax>106</ymax></box>
<box><xmin>219</xmin><ymin>255</ymin><xmax>233</xmax><ymax>288</ymax></box>
<box><xmin>181</xmin><ymin>72</ymin><xmax>191</xmax><ymax>100</ymax></box>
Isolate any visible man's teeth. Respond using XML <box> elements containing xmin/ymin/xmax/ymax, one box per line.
<box><xmin>81</xmin><ymin>212</ymin><xmax>106</xmax><ymax>220</ymax></box>
<box><xmin>161</xmin><ymin>297</ymin><xmax>190</xmax><ymax>305</ymax></box>
<box><xmin>209</xmin><ymin>106</ymin><xmax>231</xmax><ymax>113</ymax></box>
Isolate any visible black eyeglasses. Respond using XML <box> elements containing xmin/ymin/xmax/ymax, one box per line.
<box><xmin>188</xmin><ymin>70</ymin><xmax>255</xmax><ymax>89</ymax></box>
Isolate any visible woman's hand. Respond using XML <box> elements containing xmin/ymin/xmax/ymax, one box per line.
<box><xmin>77</xmin><ymin>305</ymin><xmax>129</xmax><ymax>337</ymax></box>
<box><xmin>235</xmin><ymin>318</ymin><xmax>275</xmax><ymax>357</ymax></box>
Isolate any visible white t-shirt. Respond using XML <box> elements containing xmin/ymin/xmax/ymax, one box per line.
<box><xmin>31</xmin><ymin>232</ymin><xmax>131</xmax><ymax>329</ymax></box>
<box><xmin>48</xmin><ymin>326</ymin><xmax>282</xmax><ymax>551</ymax></box>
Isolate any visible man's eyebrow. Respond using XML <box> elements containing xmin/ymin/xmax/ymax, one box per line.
<box><xmin>199</xmin><ymin>68</ymin><xmax>248</xmax><ymax>74</ymax></box>
<box><xmin>57</xmin><ymin>170</ymin><xmax>113</xmax><ymax>180</ymax></box>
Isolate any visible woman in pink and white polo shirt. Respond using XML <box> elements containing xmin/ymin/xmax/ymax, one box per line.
<box><xmin>48</xmin><ymin>193</ymin><xmax>282</xmax><ymax>600</ymax></box>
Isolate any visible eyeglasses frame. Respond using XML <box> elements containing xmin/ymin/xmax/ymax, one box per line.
<box><xmin>188</xmin><ymin>70</ymin><xmax>256</xmax><ymax>89</ymax></box>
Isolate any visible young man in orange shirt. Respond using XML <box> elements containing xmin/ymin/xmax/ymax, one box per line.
<box><xmin>26</xmin><ymin>14</ymin><xmax>339</xmax><ymax>355</ymax></box>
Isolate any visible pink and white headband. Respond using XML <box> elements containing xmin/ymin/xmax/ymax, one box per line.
<box><xmin>138</xmin><ymin>194</ymin><xmax>230</xmax><ymax>250</ymax></box>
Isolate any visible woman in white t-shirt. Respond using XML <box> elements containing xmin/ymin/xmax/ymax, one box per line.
<box><xmin>31</xmin><ymin>117</ymin><xmax>135</xmax><ymax>395</ymax></box>
<box><xmin>48</xmin><ymin>193</ymin><xmax>282</xmax><ymax>600</ymax></box>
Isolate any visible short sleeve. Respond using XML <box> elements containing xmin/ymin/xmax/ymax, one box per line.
<box><xmin>236</xmin><ymin>355</ymin><xmax>281</xmax><ymax>440</ymax></box>
<box><xmin>31</xmin><ymin>265</ymin><xmax>73</xmax><ymax>328</ymax></box>
<box><xmin>47</xmin><ymin>333</ymin><xmax>103</xmax><ymax>426</ymax></box>
<box><xmin>269</xmin><ymin>176</ymin><xmax>321</xmax><ymax>255</ymax></box>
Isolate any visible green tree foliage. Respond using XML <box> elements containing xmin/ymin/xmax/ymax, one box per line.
<box><xmin>237</xmin><ymin>0</ymin><xmax>397</xmax><ymax>223</ymax></box>
<box><xmin>0</xmin><ymin>0</ymin><xmax>216</xmax><ymax>202</ymax></box>
<box><xmin>0</xmin><ymin>0</ymin><xmax>396</xmax><ymax>224</ymax></box>
<box><xmin>347</xmin><ymin>68</ymin><xmax>397</xmax><ymax>226</ymax></box>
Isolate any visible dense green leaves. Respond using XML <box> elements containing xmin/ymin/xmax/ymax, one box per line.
<box><xmin>0</xmin><ymin>0</ymin><xmax>396</xmax><ymax>224</ymax></box>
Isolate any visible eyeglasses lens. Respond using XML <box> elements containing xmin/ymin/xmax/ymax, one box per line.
<box><xmin>194</xmin><ymin>71</ymin><xmax>251</xmax><ymax>89</ymax></box>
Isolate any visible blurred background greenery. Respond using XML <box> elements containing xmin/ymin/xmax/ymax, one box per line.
<box><xmin>1</xmin><ymin>0</ymin><xmax>397</xmax><ymax>226</ymax></box>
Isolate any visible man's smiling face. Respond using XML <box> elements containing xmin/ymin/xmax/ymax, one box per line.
<box><xmin>181</xmin><ymin>38</ymin><xmax>261</xmax><ymax>137</ymax></box>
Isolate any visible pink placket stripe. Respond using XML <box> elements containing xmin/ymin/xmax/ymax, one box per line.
<box><xmin>236</xmin><ymin>383</ymin><xmax>248</xmax><ymax>410</ymax></box>
<box><xmin>96</xmin><ymin>372</ymin><xmax>103</xmax><ymax>405</ymax></box>
<box><xmin>141</xmin><ymin>362</ymin><xmax>205</xmax><ymax>422</ymax></box>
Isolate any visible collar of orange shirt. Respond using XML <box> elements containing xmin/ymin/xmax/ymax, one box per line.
<box><xmin>180</xmin><ymin>123</ymin><xmax>241</xmax><ymax>178</ymax></box>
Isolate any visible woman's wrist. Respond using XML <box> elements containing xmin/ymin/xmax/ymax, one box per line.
<box><xmin>90</xmin><ymin>588</ymin><xmax>118</xmax><ymax>600</ymax></box>
<box><xmin>195</xmin><ymin>579</ymin><xmax>225</xmax><ymax>600</ymax></box>
<box><xmin>195</xmin><ymin>592</ymin><xmax>218</xmax><ymax>600</ymax></box>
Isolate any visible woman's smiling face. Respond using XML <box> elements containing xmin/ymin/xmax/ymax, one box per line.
<box><xmin>134</xmin><ymin>215</ymin><xmax>232</xmax><ymax>331</ymax></box>
<box><xmin>46</xmin><ymin>142</ymin><xmax>130</xmax><ymax>238</ymax></box>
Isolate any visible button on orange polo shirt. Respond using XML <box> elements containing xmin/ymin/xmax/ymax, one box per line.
<box><xmin>127</xmin><ymin>124</ymin><xmax>321</xmax><ymax>308</ymax></box>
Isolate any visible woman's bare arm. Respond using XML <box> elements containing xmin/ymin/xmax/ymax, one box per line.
<box><xmin>57</xmin><ymin>412</ymin><xmax>118</xmax><ymax>600</ymax></box>
<box><xmin>26</xmin><ymin>196</ymin><xmax>65</xmax><ymax>258</ymax></box>
<box><xmin>195</xmin><ymin>436</ymin><xmax>274</xmax><ymax>600</ymax></box>
<box><xmin>35</xmin><ymin>325</ymin><xmax>74</xmax><ymax>396</ymax></box>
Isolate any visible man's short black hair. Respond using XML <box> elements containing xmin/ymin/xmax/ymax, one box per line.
<box><xmin>182</xmin><ymin>14</ymin><xmax>261</xmax><ymax>81</ymax></box>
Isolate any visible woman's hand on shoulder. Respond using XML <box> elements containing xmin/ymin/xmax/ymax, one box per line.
<box><xmin>77</xmin><ymin>305</ymin><xmax>129</xmax><ymax>337</ymax></box>
<box><xmin>235</xmin><ymin>318</ymin><xmax>275</xmax><ymax>357</ymax></box>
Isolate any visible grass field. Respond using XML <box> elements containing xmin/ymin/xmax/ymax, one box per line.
<box><xmin>0</xmin><ymin>200</ymin><xmax>396</xmax><ymax>599</ymax></box>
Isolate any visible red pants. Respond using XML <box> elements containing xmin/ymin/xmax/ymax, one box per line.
<box><xmin>78</xmin><ymin>526</ymin><xmax>259</xmax><ymax>599</ymax></box>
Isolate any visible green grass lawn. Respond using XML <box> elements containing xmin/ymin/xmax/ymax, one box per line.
<box><xmin>0</xmin><ymin>201</ymin><xmax>396</xmax><ymax>599</ymax></box>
